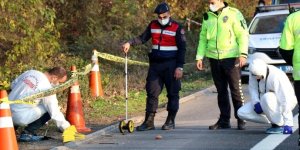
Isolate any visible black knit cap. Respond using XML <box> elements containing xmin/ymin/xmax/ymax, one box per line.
<box><xmin>154</xmin><ymin>2</ymin><xmax>170</xmax><ymax>14</ymax></box>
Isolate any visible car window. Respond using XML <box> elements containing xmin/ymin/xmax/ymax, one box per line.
<box><xmin>249</xmin><ymin>14</ymin><xmax>288</xmax><ymax>34</ymax></box>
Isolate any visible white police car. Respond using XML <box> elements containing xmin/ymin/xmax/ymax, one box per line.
<box><xmin>241</xmin><ymin>4</ymin><xmax>300</xmax><ymax>83</ymax></box>
<box><xmin>272</xmin><ymin>0</ymin><xmax>300</xmax><ymax>5</ymax></box>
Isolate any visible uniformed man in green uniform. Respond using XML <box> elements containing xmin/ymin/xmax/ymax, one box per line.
<box><xmin>279</xmin><ymin>10</ymin><xmax>300</xmax><ymax>145</ymax></box>
<box><xmin>196</xmin><ymin>0</ymin><xmax>249</xmax><ymax>130</ymax></box>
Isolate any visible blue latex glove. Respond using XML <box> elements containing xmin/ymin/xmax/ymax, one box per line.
<box><xmin>254</xmin><ymin>102</ymin><xmax>263</xmax><ymax>114</ymax></box>
<box><xmin>283</xmin><ymin>125</ymin><xmax>293</xmax><ymax>134</ymax></box>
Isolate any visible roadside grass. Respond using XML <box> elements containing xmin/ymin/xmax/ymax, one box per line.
<box><xmin>85</xmin><ymin>68</ymin><xmax>213</xmax><ymax>124</ymax></box>
<box><xmin>54</xmin><ymin>54</ymin><xmax>213</xmax><ymax>126</ymax></box>
<box><xmin>17</xmin><ymin>50</ymin><xmax>214</xmax><ymax>150</ymax></box>
<box><xmin>19</xmin><ymin>66</ymin><xmax>213</xmax><ymax>146</ymax></box>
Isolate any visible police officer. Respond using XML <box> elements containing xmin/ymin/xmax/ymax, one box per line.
<box><xmin>122</xmin><ymin>2</ymin><xmax>186</xmax><ymax>131</ymax></box>
<box><xmin>279</xmin><ymin>10</ymin><xmax>300</xmax><ymax>144</ymax></box>
<box><xmin>196</xmin><ymin>0</ymin><xmax>248</xmax><ymax>130</ymax></box>
<box><xmin>254</xmin><ymin>0</ymin><xmax>266</xmax><ymax>16</ymax></box>
<box><xmin>258</xmin><ymin>0</ymin><xmax>265</xmax><ymax>6</ymax></box>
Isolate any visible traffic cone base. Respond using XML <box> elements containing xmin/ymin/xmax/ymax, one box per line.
<box><xmin>0</xmin><ymin>90</ymin><xmax>18</xmax><ymax>150</ymax></box>
<box><xmin>71</xmin><ymin>113</ymin><xmax>91</xmax><ymax>132</ymax></box>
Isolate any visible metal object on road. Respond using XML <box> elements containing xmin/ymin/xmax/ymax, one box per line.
<box><xmin>155</xmin><ymin>135</ymin><xmax>163</xmax><ymax>140</ymax></box>
<box><xmin>119</xmin><ymin>120</ymin><xmax>134</xmax><ymax>134</ymax></box>
<box><xmin>119</xmin><ymin>53</ymin><xmax>134</xmax><ymax>134</ymax></box>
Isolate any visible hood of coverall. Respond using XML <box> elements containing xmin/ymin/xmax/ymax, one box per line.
<box><xmin>249</xmin><ymin>58</ymin><xmax>268</xmax><ymax>78</ymax></box>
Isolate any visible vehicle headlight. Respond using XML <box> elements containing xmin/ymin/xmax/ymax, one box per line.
<box><xmin>248</xmin><ymin>47</ymin><xmax>256</xmax><ymax>54</ymax></box>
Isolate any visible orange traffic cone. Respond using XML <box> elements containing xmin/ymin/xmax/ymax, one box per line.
<box><xmin>89</xmin><ymin>50</ymin><xmax>104</xmax><ymax>97</ymax></box>
<box><xmin>66</xmin><ymin>66</ymin><xmax>91</xmax><ymax>133</ymax></box>
<box><xmin>0</xmin><ymin>90</ymin><xmax>18</xmax><ymax>150</ymax></box>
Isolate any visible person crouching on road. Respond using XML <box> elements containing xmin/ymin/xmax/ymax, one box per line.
<box><xmin>122</xmin><ymin>2</ymin><xmax>186</xmax><ymax>131</ymax></box>
<box><xmin>238</xmin><ymin>59</ymin><xmax>297</xmax><ymax>134</ymax></box>
<box><xmin>9</xmin><ymin>67</ymin><xmax>83</xmax><ymax>142</ymax></box>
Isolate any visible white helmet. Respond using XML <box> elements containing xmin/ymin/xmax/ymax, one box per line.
<box><xmin>249</xmin><ymin>59</ymin><xmax>268</xmax><ymax>78</ymax></box>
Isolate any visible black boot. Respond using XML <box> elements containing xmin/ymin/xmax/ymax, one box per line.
<box><xmin>209</xmin><ymin>119</ymin><xmax>231</xmax><ymax>130</ymax></box>
<box><xmin>136</xmin><ymin>113</ymin><xmax>155</xmax><ymax>131</ymax></box>
<box><xmin>161</xmin><ymin>111</ymin><xmax>177</xmax><ymax>130</ymax></box>
<box><xmin>237</xmin><ymin>119</ymin><xmax>246</xmax><ymax>130</ymax></box>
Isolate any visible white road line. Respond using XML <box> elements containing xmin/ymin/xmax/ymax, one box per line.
<box><xmin>251</xmin><ymin>114</ymin><xmax>299</xmax><ymax>150</ymax></box>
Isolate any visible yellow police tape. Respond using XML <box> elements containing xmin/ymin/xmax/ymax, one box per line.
<box><xmin>0</xmin><ymin>49</ymin><xmax>147</xmax><ymax>105</ymax></box>
<box><xmin>0</xmin><ymin>50</ymin><xmax>194</xmax><ymax>105</ymax></box>
<box><xmin>93</xmin><ymin>50</ymin><xmax>149</xmax><ymax>66</ymax></box>
<box><xmin>0</xmin><ymin>97</ymin><xmax>36</xmax><ymax>105</ymax></box>
<box><xmin>93</xmin><ymin>50</ymin><xmax>194</xmax><ymax>67</ymax></box>
<box><xmin>0</xmin><ymin>64</ymin><xmax>93</xmax><ymax>105</ymax></box>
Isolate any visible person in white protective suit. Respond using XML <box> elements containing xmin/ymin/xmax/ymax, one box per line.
<box><xmin>8</xmin><ymin>67</ymin><xmax>83</xmax><ymax>142</ymax></box>
<box><xmin>238</xmin><ymin>59</ymin><xmax>297</xmax><ymax>134</ymax></box>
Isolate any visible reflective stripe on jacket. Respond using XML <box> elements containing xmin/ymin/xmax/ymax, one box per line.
<box><xmin>150</xmin><ymin>21</ymin><xmax>179</xmax><ymax>52</ymax></box>
<box><xmin>132</xmin><ymin>19</ymin><xmax>186</xmax><ymax>68</ymax></box>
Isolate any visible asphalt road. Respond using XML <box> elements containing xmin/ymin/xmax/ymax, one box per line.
<box><xmin>54</xmin><ymin>85</ymin><xmax>299</xmax><ymax>150</ymax></box>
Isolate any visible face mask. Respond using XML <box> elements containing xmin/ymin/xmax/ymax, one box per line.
<box><xmin>50</xmin><ymin>78</ymin><xmax>60</xmax><ymax>87</ymax></box>
<box><xmin>51</xmin><ymin>82</ymin><xmax>59</xmax><ymax>87</ymax></box>
<box><xmin>209</xmin><ymin>4</ymin><xmax>219</xmax><ymax>12</ymax></box>
<box><xmin>158</xmin><ymin>17</ymin><xmax>170</xmax><ymax>26</ymax></box>
<box><xmin>259</xmin><ymin>3</ymin><xmax>264</xmax><ymax>6</ymax></box>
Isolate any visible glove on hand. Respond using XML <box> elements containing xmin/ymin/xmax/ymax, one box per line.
<box><xmin>254</xmin><ymin>102</ymin><xmax>263</xmax><ymax>114</ymax></box>
<box><xmin>62</xmin><ymin>125</ymin><xmax>85</xmax><ymax>143</ymax></box>
<box><xmin>283</xmin><ymin>125</ymin><xmax>293</xmax><ymax>134</ymax></box>
<box><xmin>63</xmin><ymin>125</ymin><xmax>77</xmax><ymax>143</ymax></box>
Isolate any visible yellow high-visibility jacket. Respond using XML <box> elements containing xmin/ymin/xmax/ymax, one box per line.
<box><xmin>196</xmin><ymin>5</ymin><xmax>249</xmax><ymax>60</ymax></box>
<box><xmin>280</xmin><ymin>11</ymin><xmax>300</xmax><ymax>80</ymax></box>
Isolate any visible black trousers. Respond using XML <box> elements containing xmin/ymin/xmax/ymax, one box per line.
<box><xmin>145</xmin><ymin>60</ymin><xmax>181</xmax><ymax>113</ymax></box>
<box><xmin>209</xmin><ymin>58</ymin><xmax>244</xmax><ymax>121</ymax></box>
<box><xmin>24</xmin><ymin>113</ymin><xmax>51</xmax><ymax>134</ymax></box>
<box><xmin>295</xmin><ymin>81</ymin><xmax>300</xmax><ymax>135</ymax></box>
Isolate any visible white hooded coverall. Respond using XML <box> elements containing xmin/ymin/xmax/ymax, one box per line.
<box><xmin>8</xmin><ymin>70</ymin><xmax>70</xmax><ymax>130</ymax></box>
<box><xmin>238</xmin><ymin>60</ymin><xmax>297</xmax><ymax>126</ymax></box>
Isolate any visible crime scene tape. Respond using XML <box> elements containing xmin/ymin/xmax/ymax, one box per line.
<box><xmin>185</xmin><ymin>18</ymin><xmax>202</xmax><ymax>31</ymax></box>
<box><xmin>0</xmin><ymin>64</ymin><xmax>93</xmax><ymax>105</ymax></box>
<box><xmin>186</xmin><ymin>18</ymin><xmax>201</xmax><ymax>26</ymax></box>
<box><xmin>0</xmin><ymin>50</ymin><xmax>195</xmax><ymax>105</ymax></box>
<box><xmin>93</xmin><ymin>50</ymin><xmax>149</xmax><ymax>66</ymax></box>
<box><xmin>92</xmin><ymin>50</ymin><xmax>195</xmax><ymax>67</ymax></box>
<box><xmin>0</xmin><ymin>97</ymin><xmax>36</xmax><ymax>105</ymax></box>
